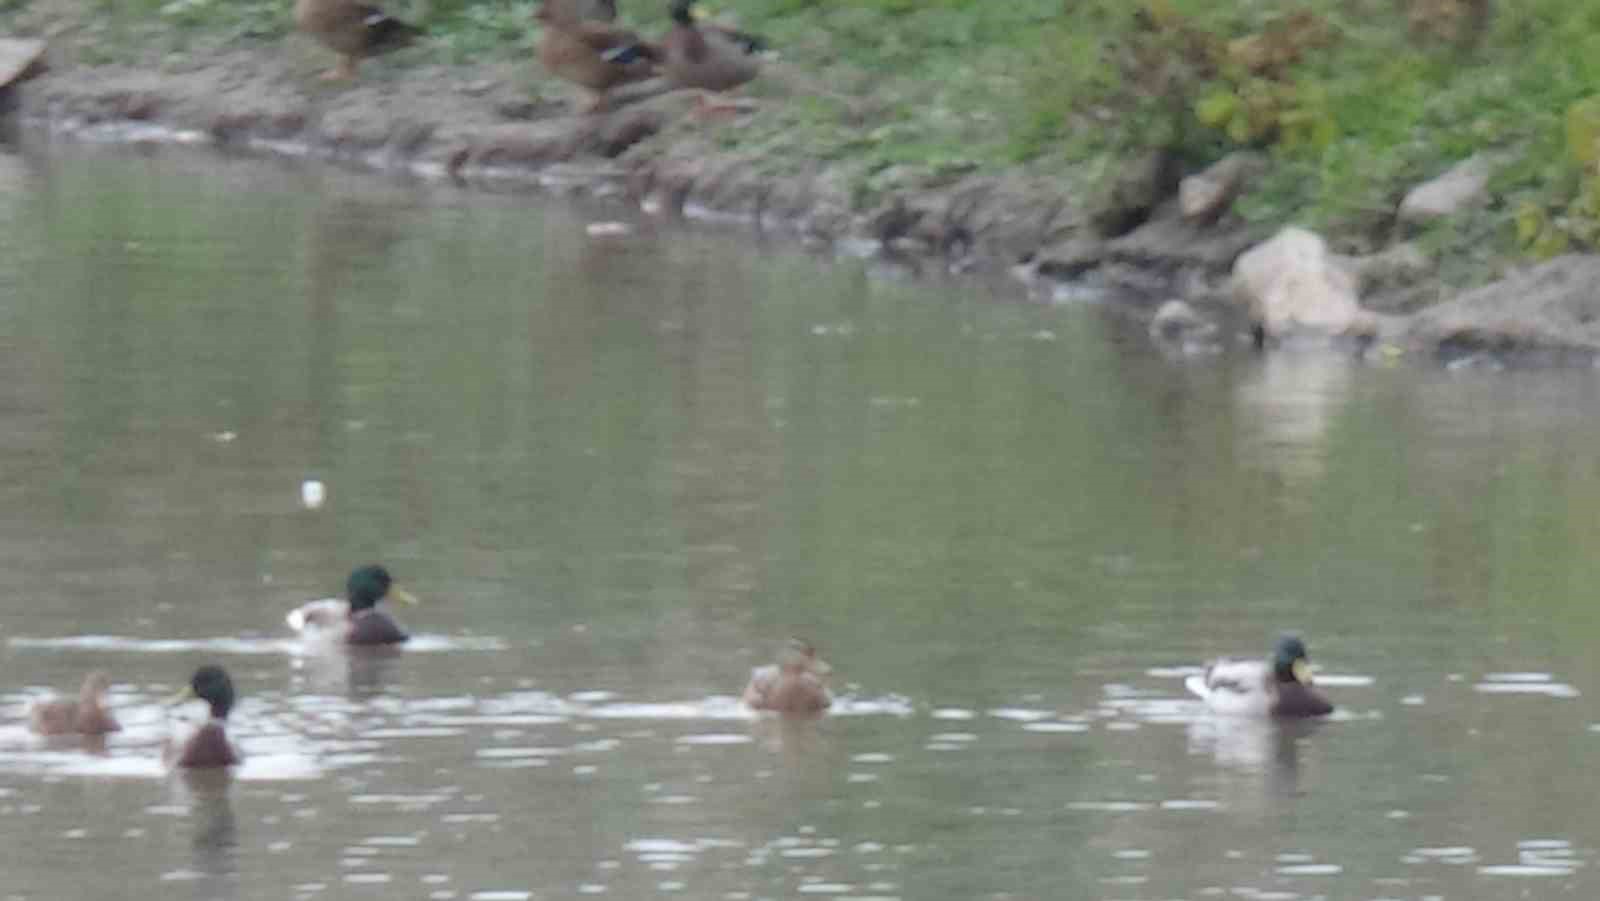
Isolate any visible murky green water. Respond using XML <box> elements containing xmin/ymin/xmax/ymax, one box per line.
<box><xmin>3</xmin><ymin>140</ymin><xmax>1600</xmax><ymax>899</ymax></box>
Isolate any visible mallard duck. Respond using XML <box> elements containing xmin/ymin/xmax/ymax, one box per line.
<box><xmin>1185</xmin><ymin>635</ymin><xmax>1334</xmax><ymax>718</ymax></box>
<box><xmin>166</xmin><ymin>665</ymin><xmax>241</xmax><ymax>769</ymax></box>
<box><xmin>28</xmin><ymin>671</ymin><xmax>120</xmax><ymax>736</ymax></box>
<box><xmin>535</xmin><ymin>0</ymin><xmax>660</xmax><ymax>114</ymax></box>
<box><xmin>294</xmin><ymin>0</ymin><xmax>422</xmax><ymax>81</ymax></box>
<box><xmin>743</xmin><ymin>638</ymin><xmax>833</xmax><ymax>715</ymax></box>
<box><xmin>285</xmin><ymin>564</ymin><xmax>419</xmax><ymax>646</ymax></box>
<box><xmin>660</xmin><ymin>0</ymin><xmax>765</xmax><ymax>94</ymax></box>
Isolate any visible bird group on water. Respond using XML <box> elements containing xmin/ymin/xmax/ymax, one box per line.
<box><xmin>25</xmin><ymin>560</ymin><xmax>1332</xmax><ymax>773</ymax></box>
<box><xmin>294</xmin><ymin>0</ymin><xmax>766</xmax><ymax>115</ymax></box>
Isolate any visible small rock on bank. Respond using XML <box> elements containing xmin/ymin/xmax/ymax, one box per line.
<box><xmin>1408</xmin><ymin>255</ymin><xmax>1600</xmax><ymax>363</ymax></box>
<box><xmin>1398</xmin><ymin>154</ymin><xmax>1493</xmax><ymax>224</ymax></box>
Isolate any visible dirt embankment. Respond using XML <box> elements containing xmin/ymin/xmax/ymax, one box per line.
<box><xmin>5</xmin><ymin>35</ymin><xmax>1598</xmax><ymax>366</ymax></box>
<box><xmin>6</xmin><ymin>42</ymin><xmax>1264</xmax><ymax>303</ymax></box>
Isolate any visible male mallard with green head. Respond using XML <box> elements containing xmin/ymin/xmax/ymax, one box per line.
<box><xmin>286</xmin><ymin>564</ymin><xmax>419</xmax><ymax>646</ymax></box>
<box><xmin>660</xmin><ymin>0</ymin><xmax>765</xmax><ymax>94</ymax></box>
<box><xmin>166</xmin><ymin>665</ymin><xmax>241</xmax><ymax>769</ymax></box>
<box><xmin>28</xmin><ymin>671</ymin><xmax>120</xmax><ymax>736</ymax></box>
<box><xmin>535</xmin><ymin>0</ymin><xmax>660</xmax><ymax>114</ymax></box>
<box><xmin>294</xmin><ymin>0</ymin><xmax>421</xmax><ymax>80</ymax></box>
<box><xmin>1185</xmin><ymin>634</ymin><xmax>1334</xmax><ymax>718</ymax></box>
<box><xmin>743</xmin><ymin>638</ymin><xmax>833</xmax><ymax>715</ymax></box>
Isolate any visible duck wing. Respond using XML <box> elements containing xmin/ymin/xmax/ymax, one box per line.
<box><xmin>286</xmin><ymin>598</ymin><xmax>350</xmax><ymax>634</ymax></box>
<box><xmin>1185</xmin><ymin>658</ymin><xmax>1273</xmax><ymax>716</ymax></box>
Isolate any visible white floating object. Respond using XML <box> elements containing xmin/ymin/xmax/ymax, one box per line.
<box><xmin>585</xmin><ymin>221</ymin><xmax>633</xmax><ymax>238</ymax></box>
<box><xmin>301</xmin><ymin>479</ymin><xmax>326</xmax><ymax>509</ymax></box>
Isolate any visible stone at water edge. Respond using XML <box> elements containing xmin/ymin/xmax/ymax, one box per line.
<box><xmin>0</xmin><ymin>39</ymin><xmax>46</xmax><ymax>91</ymax></box>
<box><xmin>1230</xmin><ymin>226</ymin><xmax>1376</xmax><ymax>344</ymax></box>
<box><xmin>1407</xmin><ymin>255</ymin><xmax>1600</xmax><ymax>362</ymax></box>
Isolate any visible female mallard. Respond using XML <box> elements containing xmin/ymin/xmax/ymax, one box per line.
<box><xmin>166</xmin><ymin>665</ymin><xmax>241</xmax><ymax>769</ymax></box>
<box><xmin>1185</xmin><ymin>635</ymin><xmax>1333</xmax><ymax>718</ymax></box>
<box><xmin>535</xmin><ymin>0</ymin><xmax>659</xmax><ymax>114</ymax></box>
<box><xmin>660</xmin><ymin>0</ymin><xmax>765</xmax><ymax>94</ymax></box>
<box><xmin>286</xmin><ymin>564</ymin><xmax>419</xmax><ymax>646</ymax></box>
<box><xmin>293</xmin><ymin>0</ymin><xmax>421</xmax><ymax>81</ymax></box>
<box><xmin>743</xmin><ymin>639</ymin><xmax>833</xmax><ymax>715</ymax></box>
<box><xmin>28</xmin><ymin>671</ymin><xmax>120</xmax><ymax>736</ymax></box>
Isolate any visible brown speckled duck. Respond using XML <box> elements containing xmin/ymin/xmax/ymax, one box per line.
<box><xmin>742</xmin><ymin>639</ymin><xmax>833</xmax><ymax>715</ymax></box>
<box><xmin>28</xmin><ymin>672</ymin><xmax>120</xmax><ymax>736</ymax></box>
<box><xmin>166</xmin><ymin>665</ymin><xmax>241</xmax><ymax>769</ymax></box>
<box><xmin>294</xmin><ymin>0</ymin><xmax>422</xmax><ymax>80</ymax></box>
<box><xmin>660</xmin><ymin>0</ymin><xmax>765</xmax><ymax>94</ymax></box>
<box><xmin>535</xmin><ymin>0</ymin><xmax>659</xmax><ymax>114</ymax></box>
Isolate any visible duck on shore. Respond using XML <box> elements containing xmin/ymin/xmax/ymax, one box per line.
<box><xmin>294</xmin><ymin>0</ymin><xmax>422</xmax><ymax>81</ymax></box>
<box><xmin>286</xmin><ymin>564</ymin><xmax>419</xmax><ymax>646</ymax></box>
<box><xmin>1185</xmin><ymin>634</ymin><xmax>1334</xmax><ymax>718</ymax></box>
<box><xmin>743</xmin><ymin>638</ymin><xmax>833</xmax><ymax>715</ymax></box>
<box><xmin>166</xmin><ymin>665</ymin><xmax>241</xmax><ymax>769</ymax></box>
<box><xmin>28</xmin><ymin>671</ymin><xmax>120</xmax><ymax>736</ymax></box>
<box><xmin>535</xmin><ymin>0</ymin><xmax>660</xmax><ymax>114</ymax></box>
<box><xmin>659</xmin><ymin>0</ymin><xmax>766</xmax><ymax>97</ymax></box>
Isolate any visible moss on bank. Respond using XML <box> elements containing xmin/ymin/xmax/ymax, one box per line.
<box><xmin>6</xmin><ymin>0</ymin><xmax>1599</xmax><ymax>295</ymax></box>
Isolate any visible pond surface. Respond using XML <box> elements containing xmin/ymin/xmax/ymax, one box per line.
<box><xmin>2</xmin><ymin>140</ymin><xmax>1600</xmax><ymax>900</ymax></box>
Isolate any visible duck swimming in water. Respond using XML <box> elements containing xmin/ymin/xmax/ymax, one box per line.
<box><xmin>28</xmin><ymin>671</ymin><xmax>120</xmax><ymax>736</ymax></box>
<box><xmin>166</xmin><ymin>665</ymin><xmax>241</xmax><ymax>769</ymax></box>
<box><xmin>1185</xmin><ymin>634</ymin><xmax>1334</xmax><ymax>718</ymax></box>
<box><xmin>743</xmin><ymin>638</ymin><xmax>833</xmax><ymax>715</ymax></box>
<box><xmin>286</xmin><ymin>564</ymin><xmax>419</xmax><ymax>646</ymax></box>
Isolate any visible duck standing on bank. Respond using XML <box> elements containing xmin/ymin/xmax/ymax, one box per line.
<box><xmin>28</xmin><ymin>671</ymin><xmax>120</xmax><ymax>736</ymax></box>
<box><xmin>659</xmin><ymin>0</ymin><xmax>766</xmax><ymax>98</ymax></box>
<box><xmin>743</xmin><ymin>639</ymin><xmax>833</xmax><ymax>715</ymax></box>
<box><xmin>535</xmin><ymin>0</ymin><xmax>660</xmax><ymax>114</ymax></box>
<box><xmin>1186</xmin><ymin>634</ymin><xmax>1334</xmax><ymax>718</ymax></box>
<box><xmin>286</xmin><ymin>564</ymin><xmax>420</xmax><ymax>646</ymax></box>
<box><xmin>166</xmin><ymin>665</ymin><xmax>241</xmax><ymax>769</ymax></box>
<box><xmin>294</xmin><ymin>0</ymin><xmax>422</xmax><ymax>81</ymax></box>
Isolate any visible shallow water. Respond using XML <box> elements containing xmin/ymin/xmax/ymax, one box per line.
<box><xmin>3</xmin><ymin>140</ymin><xmax>1600</xmax><ymax>899</ymax></box>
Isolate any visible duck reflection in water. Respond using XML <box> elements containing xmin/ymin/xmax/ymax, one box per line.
<box><xmin>1187</xmin><ymin>716</ymin><xmax>1325</xmax><ymax>805</ymax></box>
<box><xmin>292</xmin><ymin>642</ymin><xmax>401</xmax><ymax>699</ymax></box>
<box><xmin>174</xmin><ymin>767</ymin><xmax>239</xmax><ymax>895</ymax></box>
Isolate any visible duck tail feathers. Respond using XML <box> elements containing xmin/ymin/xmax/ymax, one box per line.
<box><xmin>1184</xmin><ymin>674</ymin><xmax>1210</xmax><ymax>700</ymax></box>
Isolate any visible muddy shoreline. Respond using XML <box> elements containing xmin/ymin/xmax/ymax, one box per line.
<box><xmin>7</xmin><ymin>47</ymin><xmax>1600</xmax><ymax>366</ymax></box>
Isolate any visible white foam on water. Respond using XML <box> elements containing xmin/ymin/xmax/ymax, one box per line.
<box><xmin>1313</xmin><ymin>674</ymin><xmax>1375</xmax><ymax>687</ymax></box>
<box><xmin>675</xmin><ymin>734</ymin><xmax>753</xmax><ymax>746</ymax></box>
<box><xmin>1277</xmin><ymin>864</ymin><xmax>1342</xmax><ymax>875</ymax></box>
<box><xmin>1478</xmin><ymin>865</ymin><xmax>1574</xmax><ymax>877</ymax></box>
<box><xmin>1472</xmin><ymin>682</ymin><xmax>1578</xmax><ymax>698</ymax></box>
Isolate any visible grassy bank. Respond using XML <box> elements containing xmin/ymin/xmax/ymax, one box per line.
<box><xmin>8</xmin><ymin>0</ymin><xmax>1600</xmax><ymax>291</ymax></box>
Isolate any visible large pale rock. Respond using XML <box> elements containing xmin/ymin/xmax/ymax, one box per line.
<box><xmin>1180</xmin><ymin>151</ymin><xmax>1267</xmax><ymax>223</ymax></box>
<box><xmin>1398</xmin><ymin>154</ymin><xmax>1493</xmax><ymax>224</ymax></box>
<box><xmin>1231</xmin><ymin>227</ymin><xmax>1375</xmax><ymax>343</ymax></box>
<box><xmin>1408</xmin><ymin>255</ymin><xmax>1600</xmax><ymax>362</ymax></box>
